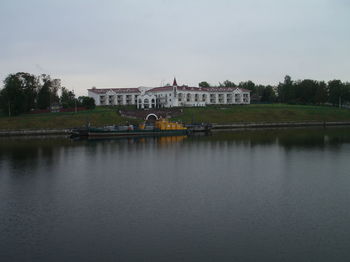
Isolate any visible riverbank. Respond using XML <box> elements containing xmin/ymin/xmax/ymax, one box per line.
<box><xmin>0</xmin><ymin>107</ymin><xmax>133</xmax><ymax>130</ymax></box>
<box><xmin>174</xmin><ymin>104</ymin><xmax>350</xmax><ymax>124</ymax></box>
<box><xmin>1</xmin><ymin>104</ymin><xmax>350</xmax><ymax>134</ymax></box>
<box><xmin>1</xmin><ymin>121</ymin><xmax>350</xmax><ymax>136</ymax></box>
<box><xmin>212</xmin><ymin>121</ymin><xmax>350</xmax><ymax>130</ymax></box>
<box><xmin>0</xmin><ymin>129</ymin><xmax>70</xmax><ymax>136</ymax></box>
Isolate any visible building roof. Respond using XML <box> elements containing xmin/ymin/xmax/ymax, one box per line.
<box><xmin>145</xmin><ymin>85</ymin><xmax>251</xmax><ymax>93</ymax></box>
<box><xmin>177</xmin><ymin>85</ymin><xmax>207</xmax><ymax>92</ymax></box>
<box><xmin>88</xmin><ymin>85</ymin><xmax>251</xmax><ymax>95</ymax></box>
<box><xmin>146</xmin><ymin>86</ymin><xmax>173</xmax><ymax>93</ymax></box>
<box><xmin>204</xmin><ymin>87</ymin><xmax>251</xmax><ymax>92</ymax></box>
<box><xmin>237</xmin><ymin>88</ymin><xmax>252</xmax><ymax>92</ymax></box>
<box><xmin>88</xmin><ymin>88</ymin><xmax>140</xmax><ymax>94</ymax></box>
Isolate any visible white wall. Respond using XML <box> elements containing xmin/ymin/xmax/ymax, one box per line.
<box><xmin>89</xmin><ymin>88</ymin><xmax>250</xmax><ymax>108</ymax></box>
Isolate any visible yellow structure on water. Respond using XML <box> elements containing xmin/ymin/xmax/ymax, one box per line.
<box><xmin>155</xmin><ymin>118</ymin><xmax>187</xmax><ymax>130</ymax></box>
<box><xmin>139</xmin><ymin>118</ymin><xmax>187</xmax><ymax>131</ymax></box>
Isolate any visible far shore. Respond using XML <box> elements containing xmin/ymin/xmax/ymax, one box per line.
<box><xmin>1</xmin><ymin>121</ymin><xmax>350</xmax><ymax>137</ymax></box>
<box><xmin>1</xmin><ymin>104</ymin><xmax>350</xmax><ymax>136</ymax></box>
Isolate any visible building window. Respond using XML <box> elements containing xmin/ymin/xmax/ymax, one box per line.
<box><xmin>117</xmin><ymin>95</ymin><xmax>123</xmax><ymax>104</ymax></box>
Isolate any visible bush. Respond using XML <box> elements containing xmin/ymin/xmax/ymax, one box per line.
<box><xmin>78</xmin><ymin>96</ymin><xmax>95</xmax><ymax>109</ymax></box>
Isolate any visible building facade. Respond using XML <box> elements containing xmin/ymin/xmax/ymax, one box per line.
<box><xmin>88</xmin><ymin>79</ymin><xmax>251</xmax><ymax>109</ymax></box>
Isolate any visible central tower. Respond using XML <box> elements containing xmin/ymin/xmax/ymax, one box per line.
<box><xmin>172</xmin><ymin>77</ymin><xmax>178</xmax><ymax>107</ymax></box>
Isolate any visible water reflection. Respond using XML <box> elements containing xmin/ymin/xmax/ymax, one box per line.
<box><xmin>79</xmin><ymin>135</ymin><xmax>188</xmax><ymax>146</ymax></box>
<box><xmin>208</xmin><ymin>127</ymin><xmax>350</xmax><ymax>150</ymax></box>
<box><xmin>0</xmin><ymin>127</ymin><xmax>348</xmax><ymax>179</ymax></box>
<box><xmin>1</xmin><ymin>127</ymin><xmax>350</xmax><ymax>165</ymax></box>
<box><xmin>1</xmin><ymin>128</ymin><xmax>350</xmax><ymax>262</ymax></box>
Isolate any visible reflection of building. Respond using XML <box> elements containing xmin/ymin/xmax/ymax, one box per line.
<box><xmin>88</xmin><ymin>78</ymin><xmax>251</xmax><ymax>108</ymax></box>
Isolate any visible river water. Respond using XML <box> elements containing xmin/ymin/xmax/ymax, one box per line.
<box><xmin>1</xmin><ymin>128</ymin><xmax>350</xmax><ymax>262</ymax></box>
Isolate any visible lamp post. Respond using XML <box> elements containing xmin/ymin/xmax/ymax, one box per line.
<box><xmin>72</xmin><ymin>89</ymin><xmax>77</xmax><ymax>113</ymax></box>
<box><xmin>75</xmin><ymin>97</ymin><xmax>77</xmax><ymax>113</ymax></box>
<box><xmin>5</xmin><ymin>91</ymin><xmax>11</xmax><ymax>117</ymax></box>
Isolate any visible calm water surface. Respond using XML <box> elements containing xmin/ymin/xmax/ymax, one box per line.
<box><xmin>1</xmin><ymin>128</ymin><xmax>350</xmax><ymax>262</ymax></box>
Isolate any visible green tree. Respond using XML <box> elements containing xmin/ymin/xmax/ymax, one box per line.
<box><xmin>255</xmin><ymin>85</ymin><xmax>266</xmax><ymax>98</ymax></box>
<box><xmin>239</xmin><ymin>81</ymin><xmax>258</xmax><ymax>102</ymax></box>
<box><xmin>238</xmin><ymin>81</ymin><xmax>255</xmax><ymax>92</ymax></box>
<box><xmin>198</xmin><ymin>81</ymin><xmax>210</xmax><ymax>88</ymax></box>
<box><xmin>0</xmin><ymin>73</ymin><xmax>38</xmax><ymax>116</ymax></box>
<box><xmin>60</xmin><ymin>87</ymin><xmax>76</xmax><ymax>108</ymax></box>
<box><xmin>37</xmin><ymin>74</ymin><xmax>60</xmax><ymax>109</ymax></box>
<box><xmin>78</xmin><ymin>96</ymin><xmax>95</xmax><ymax>109</ymax></box>
<box><xmin>37</xmin><ymin>84</ymin><xmax>51</xmax><ymax>109</ymax></box>
<box><xmin>0</xmin><ymin>75</ymin><xmax>25</xmax><ymax>116</ymax></box>
<box><xmin>277</xmin><ymin>75</ymin><xmax>295</xmax><ymax>103</ymax></box>
<box><xmin>219</xmin><ymin>80</ymin><xmax>236</xmax><ymax>87</ymax></box>
<box><xmin>328</xmin><ymin>80</ymin><xmax>345</xmax><ymax>106</ymax></box>
<box><xmin>261</xmin><ymin>85</ymin><xmax>276</xmax><ymax>103</ymax></box>
<box><xmin>345</xmin><ymin>82</ymin><xmax>350</xmax><ymax>103</ymax></box>
<box><xmin>314</xmin><ymin>81</ymin><xmax>328</xmax><ymax>105</ymax></box>
<box><xmin>295</xmin><ymin>79</ymin><xmax>318</xmax><ymax>104</ymax></box>
<box><xmin>17</xmin><ymin>72</ymin><xmax>38</xmax><ymax>111</ymax></box>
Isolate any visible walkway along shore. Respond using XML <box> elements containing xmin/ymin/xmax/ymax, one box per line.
<box><xmin>1</xmin><ymin>121</ymin><xmax>350</xmax><ymax>136</ymax></box>
<box><xmin>0</xmin><ymin>129</ymin><xmax>71</xmax><ymax>136</ymax></box>
<box><xmin>211</xmin><ymin>121</ymin><xmax>350</xmax><ymax>130</ymax></box>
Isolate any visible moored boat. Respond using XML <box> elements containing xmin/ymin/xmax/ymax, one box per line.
<box><xmin>71</xmin><ymin>118</ymin><xmax>189</xmax><ymax>138</ymax></box>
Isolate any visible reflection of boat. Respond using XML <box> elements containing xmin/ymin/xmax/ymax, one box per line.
<box><xmin>157</xmin><ymin>135</ymin><xmax>187</xmax><ymax>145</ymax></box>
<box><xmin>71</xmin><ymin>118</ymin><xmax>189</xmax><ymax>138</ymax></box>
<box><xmin>71</xmin><ymin>135</ymin><xmax>189</xmax><ymax>146</ymax></box>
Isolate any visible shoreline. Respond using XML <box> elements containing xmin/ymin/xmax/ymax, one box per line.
<box><xmin>0</xmin><ymin>129</ymin><xmax>71</xmax><ymax>136</ymax></box>
<box><xmin>211</xmin><ymin>121</ymin><xmax>350</xmax><ymax>130</ymax></box>
<box><xmin>1</xmin><ymin>121</ymin><xmax>350</xmax><ymax>137</ymax></box>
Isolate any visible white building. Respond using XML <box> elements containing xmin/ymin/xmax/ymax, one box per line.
<box><xmin>88</xmin><ymin>79</ymin><xmax>251</xmax><ymax>109</ymax></box>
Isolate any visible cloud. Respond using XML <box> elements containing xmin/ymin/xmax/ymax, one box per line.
<box><xmin>0</xmin><ymin>0</ymin><xmax>349</xmax><ymax>93</ymax></box>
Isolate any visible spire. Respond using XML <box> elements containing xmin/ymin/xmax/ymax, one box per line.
<box><xmin>173</xmin><ymin>77</ymin><xmax>178</xmax><ymax>86</ymax></box>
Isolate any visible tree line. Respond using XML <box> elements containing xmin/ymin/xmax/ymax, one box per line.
<box><xmin>199</xmin><ymin>75</ymin><xmax>350</xmax><ymax>106</ymax></box>
<box><xmin>0</xmin><ymin>72</ymin><xmax>95</xmax><ymax>116</ymax></box>
<box><xmin>277</xmin><ymin>76</ymin><xmax>350</xmax><ymax>106</ymax></box>
<box><xmin>199</xmin><ymin>80</ymin><xmax>277</xmax><ymax>103</ymax></box>
<box><xmin>2</xmin><ymin>72</ymin><xmax>349</xmax><ymax>116</ymax></box>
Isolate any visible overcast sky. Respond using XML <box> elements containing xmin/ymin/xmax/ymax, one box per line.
<box><xmin>0</xmin><ymin>0</ymin><xmax>349</xmax><ymax>95</ymax></box>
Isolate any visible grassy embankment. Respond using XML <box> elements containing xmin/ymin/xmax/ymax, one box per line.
<box><xmin>173</xmin><ymin>104</ymin><xmax>350</xmax><ymax>124</ymax></box>
<box><xmin>1</xmin><ymin>104</ymin><xmax>350</xmax><ymax>130</ymax></box>
<box><xmin>0</xmin><ymin>107</ymin><xmax>135</xmax><ymax>130</ymax></box>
